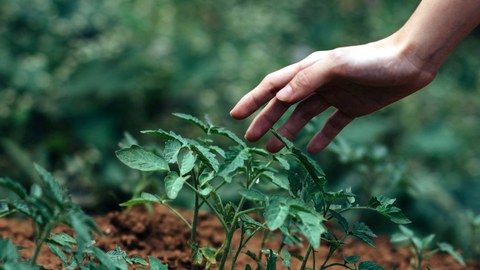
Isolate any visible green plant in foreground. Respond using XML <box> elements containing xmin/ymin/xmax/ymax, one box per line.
<box><xmin>0</xmin><ymin>165</ymin><xmax>167</xmax><ymax>270</ymax></box>
<box><xmin>390</xmin><ymin>225</ymin><xmax>465</xmax><ymax>270</ymax></box>
<box><xmin>116</xmin><ymin>113</ymin><xmax>412</xmax><ymax>270</ymax></box>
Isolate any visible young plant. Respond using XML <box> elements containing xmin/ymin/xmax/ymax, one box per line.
<box><xmin>466</xmin><ymin>210</ymin><xmax>480</xmax><ymax>260</ymax></box>
<box><xmin>390</xmin><ymin>225</ymin><xmax>465</xmax><ymax>269</ymax></box>
<box><xmin>0</xmin><ymin>164</ymin><xmax>168</xmax><ymax>270</ymax></box>
<box><xmin>116</xmin><ymin>113</ymin><xmax>411</xmax><ymax>270</ymax></box>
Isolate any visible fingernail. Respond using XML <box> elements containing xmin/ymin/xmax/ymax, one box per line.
<box><xmin>276</xmin><ymin>85</ymin><xmax>292</xmax><ymax>101</ymax></box>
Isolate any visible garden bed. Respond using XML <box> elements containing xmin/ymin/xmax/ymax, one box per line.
<box><xmin>1</xmin><ymin>205</ymin><xmax>474</xmax><ymax>270</ymax></box>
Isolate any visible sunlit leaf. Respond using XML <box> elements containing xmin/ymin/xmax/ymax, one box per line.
<box><xmin>116</xmin><ymin>145</ymin><xmax>169</xmax><ymax>172</ymax></box>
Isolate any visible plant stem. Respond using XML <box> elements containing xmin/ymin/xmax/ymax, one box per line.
<box><xmin>218</xmin><ymin>164</ymin><xmax>254</xmax><ymax>269</ymax></box>
<box><xmin>184</xmin><ymin>181</ymin><xmax>228</xmax><ymax>231</ymax></box>
<box><xmin>31</xmin><ymin>222</ymin><xmax>53</xmax><ymax>265</ymax></box>
<box><xmin>163</xmin><ymin>202</ymin><xmax>192</xmax><ymax>229</ymax></box>
<box><xmin>323</xmin><ymin>262</ymin><xmax>354</xmax><ymax>269</ymax></box>
<box><xmin>300</xmin><ymin>245</ymin><xmax>313</xmax><ymax>270</ymax></box>
<box><xmin>258</xmin><ymin>229</ymin><xmax>269</xmax><ymax>262</ymax></box>
<box><xmin>230</xmin><ymin>229</ymin><xmax>245</xmax><ymax>270</ymax></box>
<box><xmin>191</xmin><ymin>170</ymin><xmax>200</xmax><ymax>270</ymax></box>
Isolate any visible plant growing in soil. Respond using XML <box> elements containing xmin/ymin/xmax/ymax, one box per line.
<box><xmin>116</xmin><ymin>113</ymin><xmax>412</xmax><ymax>270</ymax></box>
<box><xmin>0</xmin><ymin>164</ymin><xmax>167</xmax><ymax>270</ymax></box>
<box><xmin>390</xmin><ymin>225</ymin><xmax>465</xmax><ymax>269</ymax></box>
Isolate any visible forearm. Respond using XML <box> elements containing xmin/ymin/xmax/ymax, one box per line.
<box><xmin>393</xmin><ymin>0</ymin><xmax>480</xmax><ymax>73</ymax></box>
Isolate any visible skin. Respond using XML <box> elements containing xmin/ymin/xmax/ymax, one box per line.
<box><xmin>230</xmin><ymin>0</ymin><xmax>480</xmax><ymax>153</ymax></box>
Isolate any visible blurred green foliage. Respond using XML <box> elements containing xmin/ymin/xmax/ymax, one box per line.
<box><xmin>1</xmin><ymin>0</ymin><xmax>480</xmax><ymax>252</ymax></box>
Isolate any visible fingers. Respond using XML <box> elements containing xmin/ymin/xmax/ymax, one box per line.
<box><xmin>276</xmin><ymin>54</ymin><xmax>336</xmax><ymax>104</ymax></box>
<box><xmin>266</xmin><ymin>94</ymin><xmax>330</xmax><ymax>152</ymax></box>
<box><xmin>307</xmin><ymin>110</ymin><xmax>353</xmax><ymax>153</ymax></box>
<box><xmin>230</xmin><ymin>64</ymin><xmax>299</xmax><ymax>120</ymax></box>
<box><xmin>245</xmin><ymin>98</ymin><xmax>291</xmax><ymax>141</ymax></box>
<box><xmin>230</xmin><ymin>52</ymin><xmax>326</xmax><ymax>120</ymax></box>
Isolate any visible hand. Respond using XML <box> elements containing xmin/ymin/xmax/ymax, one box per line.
<box><xmin>230</xmin><ymin>37</ymin><xmax>437</xmax><ymax>153</ymax></box>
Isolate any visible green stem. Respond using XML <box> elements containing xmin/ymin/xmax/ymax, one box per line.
<box><xmin>237</xmin><ymin>207</ymin><xmax>264</xmax><ymax>216</ymax></box>
<box><xmin>163</xmin><ymin>202</ymin><xmax>192</xmax><ymax>229</ymax></box>
<box><xmin>218</xmin><ymin>164</ymin><xmax>255</xmax><ymax>270</ymax></box>
<box><xmin>184</xmin><ymin>181</ymin><xmax>228</xmax><ymax>232</ymax></box>
<box><xmin>191</xmin><ymin>170</ymin><xmax>200</xmax><ymax>270</ymax></box>
<box><xmin>323</xmin><ymin>262</ymin><xmax>354</xmax><ymax>269</ymax></box>
<box><xmin>230</xmin><ymin>229</ymin><xmax>245</xmax><ymax>270</ymax></box>
<box><xmin>300</xmin><ymin>245</ymin><xmax>313</xmax><ymax>270</ymax></box>
<box><xmin>258</xmin><ymin>229</ymin><xmax>270</xmax><ymax>262</ymax></box>
<box><xmin>31</xmin><ymin>222</ymin><xmax>53</xmax><ymax>265</ymax></box>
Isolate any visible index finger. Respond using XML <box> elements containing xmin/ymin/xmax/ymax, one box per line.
<box><xmin>230</xmin><ymin>63</ymin><xmax>299</xmax><ymax>120</ymax></box>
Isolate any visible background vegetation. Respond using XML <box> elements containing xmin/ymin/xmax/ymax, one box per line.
<box><xmin>1</xmin><ymin>0</ymin><xmax>480</xmax><ymax>255</ymax></box>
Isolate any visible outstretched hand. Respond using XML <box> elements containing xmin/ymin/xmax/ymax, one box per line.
<box><xmin>230</xmin><ymin>37</ymin><xmax>437</xmax><ymax>153</ymax></box>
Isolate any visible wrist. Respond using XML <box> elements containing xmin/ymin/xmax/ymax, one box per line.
<box><xmin>387</xmin><ymin>30</ymin><xmax>443</xmax><ymax>77</ymax></box>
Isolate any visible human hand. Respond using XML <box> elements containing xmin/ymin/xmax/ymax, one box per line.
<box><xmin>230</xmin><ymin>37</ymin><xmax>438</xmax><ymax>153</ymax></box>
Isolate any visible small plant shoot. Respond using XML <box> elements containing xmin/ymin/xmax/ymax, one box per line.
<box><xmin>115</xmin><ymin>113</ymin><xmax>413</xmax><ymax>270</ymax></box>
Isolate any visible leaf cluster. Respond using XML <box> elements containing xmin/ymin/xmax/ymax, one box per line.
<box><xmin>116</xmin><ymin>113</ymin><xmax>413</xmax><ymax>270</ymax></box>
<box><xmin>0</xmin><ymin>165</ymin><xmax>168</xmax><ymax>270</ymax></box>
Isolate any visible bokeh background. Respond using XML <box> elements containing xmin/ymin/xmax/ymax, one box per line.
<box><xmin>1</xmin><ymin>0</ymin><xmax>480</xmax><ymax>255</ymax></box>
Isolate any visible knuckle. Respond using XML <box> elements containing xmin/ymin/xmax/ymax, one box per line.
<box><xmin>292</xmin><ymin>70</ymin><xmax>312</xmax><ymax>91</ymax></box>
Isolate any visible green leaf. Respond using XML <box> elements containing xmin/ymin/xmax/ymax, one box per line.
<box><xmin>93</xmin><ymin>247</ymin><xmax>117</xmax><ymax>270</ymax></box>
<box><xmin>198</xmin><ymin>185</ymin><xmax>213</xmax><ymax>196</ymax></box>
<box><xmin>275</xmin><ymin>156</ymin><xmax>290</xmax><ymax>170</ymax></box>
<box><xmin>48</xmin><ymin>232</ymin><xmax>77</xmax><ymax>246</ymax></box>
<box><xmin>272</xmin><ymin>174</ymin><xmax>290</xmax><ymax>191</ymax></box>
<box><xmin>178</xmin><ymin>148</ymin><xmax>196</xmax><ymax>176</ymax></box>
<box><xmin>239</xmin><ymin>189</ymin><xmax>268</xmax><ymax>202</ymax></box>
<box><xmin>189</xmin><ymin>143</ymin><xmax>219</xmax><ymax>172</ymax></box>
<box><xmin>116</xmin><ymin>145</ymin><xmax>169</xmax><ymax>172</ymax></box>
<box><xmin>199</xmin><ymin>170</ymin><xmax>215</xmax><ymax>187</ymax></box>
<box><xmin>173</xmin><ymin>113</ymin><xmax>209</xmax><ymax>133</ymax></box>
<box><xmin>368</xmin><ymin>196</ymin><xmax>410</xmax><ymax>224</ymax></box>
<box><xmin>47</xmin><ymin>243</ymin><xmax>68</xmax><ymax>264</ymax></box>
<box><xmin>219</xmin><ymin>148</ymin><xmax>249</xmax><ymax>179</ymax></box>
<box><xmin>296</xmin><ymin>211</ymin><xmax>325</xmax><ymax>248</ymax></box>
<box><xmin>245</xmin><ymin>265</ymin><xmax>253</xmax><ymax>270</ymax></box>
<box><xmin>130</xmin><ymin>256</ymin><xmax>148</xmax><ymax>266</ymax></box>
<box><xmin>209</xmin><ymin>126</ymin><xmax>247</xmax><ymax>147</ymax></box>
<box><xmin>200</xmin><ymin>246</ymin><xmax>217</xmax><ymax>265</ymax></box>
<box><xmin>141</xmin><ymin>129</ymin><xmax>188</xmax><ymax>145</ymax></box>
<box><xmin>358</xmin><ymin>261</ymin><xmax>385</xmax><ymax>270</ymax></box>
<box><xmin>0</xmin><ymin>178</ymin><xmax>27</xmax><ymax>200</ymax></box>
<box><xmin>34</xmin><ymin>163</ymin><xmax>69</xmax><ymax>204</ymax></box>
<box><xmin>342</xmin><ymin>255</ymin><xmax>360</xmax><ymax>264</ymax></box>
<box><xmin>352</xmin><ymin>223</ymin><xmax>377</xmax><ymax>248</ymax></box>
<box><xmin>120</xmin><ymin>192</ymin><xmax>160</xmax><ymax>207</ymax></box>
<box><xmin>281</xmin><ymin>248</ymin><xmax>291</xmax><ymax>267</ymax></box>
<box><xmin>0</xmin><ymin>236</ymin><xmax>21</xmax><ymax>263</ymax></box>
<box><xmin>265</xmin><ymin>197</ymin><xmax>289</xmax><ymax>230</ymax></box>
<box><xmin>270</xmin><ymin>130</ymin><xmax>326</xmax><ymax>184</ymax></box>
<box><xmin>164</xmin><ymin>171</ymin><xmax>187</xmax><ymax>199</ymax></box>
<box><xmin>149</xmin><ymin>256</ymin><xmax>169</xmax><ymax>270</ymax></box>
<box><xmin>330</xmin><ymin>210</ymin><xmax>349</xmax><ymax>233</ymax></box>
<box><xmin>240</xmin><ymin>215</ymin><xmax>267</xmax><ymax>230</ymax></box>
<box><xmin>164</xmin><ymin>140</ymin><xmax>182</xmax><ymax>164</ymax></box>
<box><xmin>437</xmin><ymin>242</ymin><xmax>465</xmax><ymax>266</ymax></box>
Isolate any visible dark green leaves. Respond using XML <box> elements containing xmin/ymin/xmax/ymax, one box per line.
<box><xmin>116</xmin><ymin>145</ymin><xmax>169</xmax><ymax>172</ymax></box>
<box><xmin>352</xmin><ymin>223</ymin><xmax>377</xmax><ymax>248</ymax></box>
<box><xmin>0</xmin><ymin>178</ymin><xmax>27</xmax><ymax>200</ymax></box>
<box><xmin>358</xmin><ymin>261</ymin><xmax>385</xmax><ymax>270</ymax></box>
<box><xmin>368</xmin><ymin>196</ymin><xmax>410</xmax><ymax>224</ymax></box>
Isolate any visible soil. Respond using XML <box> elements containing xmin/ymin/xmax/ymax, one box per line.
<box><xmin>0</xmin><ymin>205</ymin><xmax>476</xmax><ymax>270</ymax></box>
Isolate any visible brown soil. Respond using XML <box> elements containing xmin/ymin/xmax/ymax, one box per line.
<box><xmin>0</xmin><ymin>205</ymin><xmax>476</xmax><ymax>270</ymax></box>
